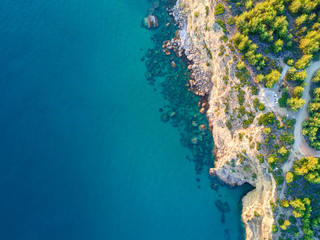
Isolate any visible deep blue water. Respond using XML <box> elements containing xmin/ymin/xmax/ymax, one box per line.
<box><xmin>0</xmin><ymin>0</ymin><xmax>251</xmax><ymax>239</ymax></box>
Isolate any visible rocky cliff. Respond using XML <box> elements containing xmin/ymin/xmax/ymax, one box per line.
<box><xmin>169</xmin><ymin>0</ymin><xmax>277</xmax><ymax>239</ymax></box>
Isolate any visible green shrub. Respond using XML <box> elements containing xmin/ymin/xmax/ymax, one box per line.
<box><xmin>279</xmin><ymin>88</ymin><xmax>288</xmax><ymax>108</ymax></box>
<box><xmin>227</xmin><ymin>16</ymin><xmax>235</xmax><ymax>25</ymax></box>
<box><xmin>216</xmin><ymin>19</ymin><xmax>226</xmax><ymax>32</ymax></box>
<box><xmin>215</xmin><ymin>3</ymin><xmax>225</xmax><ymax>15</ymax></box>
<box><xmin>205</xmin><ymin>6</ymin><xmax>209</xmax><ymax>17</ymax></box>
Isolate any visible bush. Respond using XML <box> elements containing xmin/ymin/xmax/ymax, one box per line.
<box><xmin>205</xmin><ymin>6</ymin><xmax>209</xmax><ymax>17</ymax></box>
<box><xmin>280</xmin><ymin>131</ymin><xmax>294</xmax><ymax>145</ymax></box>
<box><xmin>236</xmin><ymin>61</ymin><xmax>246</xmax><ymax>70</ymax></box>
<box><xmin>214</xmin><ymin>4</ymin><xmax>225</xmax><ymax>15</ymax></box>
<box><xmin>216</xmin><ymin>19</ymin><xmax>226</xmax><ymax>33</ymax></box>
<box><xmin>258</xmin><ymin>103</ymin><xmax>265</xmax><ymax>111</ymax></box>
<box><xmin>272</xmin><ymin>224</ymin><xmax>278</xmax><ymax>233</ymax></box>
<box><xmin>227</xmin><ymin>16</ymin><xmax>235</xmax><ymax>25</ymax></box>
<box><xmin>280</xmin><ymin>199</ymin><xmax>290</xmax><ymax>208</ymax></box>
<box><xmin>263</xmin><ymin>127</ymin><xmax>271</xmax><ymax>134</ymax></box>
<box><xmin>258</xmin><ymin>112</ymin><xmax>275</xmax><ymax>126</ymax></box>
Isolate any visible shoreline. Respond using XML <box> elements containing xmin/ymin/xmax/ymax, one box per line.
<box><xmin>168</xmin><ymin>1</ymin><xmax>277</xmax><ymax>239</ymax></box>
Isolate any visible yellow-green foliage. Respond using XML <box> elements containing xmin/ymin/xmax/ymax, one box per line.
<box><xmin>313</xmin><ymin>70</ymin><xmax>320</xmax><ymax>82</ymax></box>
<box><xmin>303</xmin><ymin>88</ymin><xmax>320</xmax><ymax>149</ymax></box>
<box><xmin>294</xmin><ymin>54</ymin><xmax>313</xmax><ymax>69</ymax></box>
<box><xmin>236</xmin><ymin>0</ymin><xmax>286</xmax><ymax>36</ymax></box>
<box><xmin>290</xmin><ymin>198</ymin><xmax>310</xmax><ymax>218</ymax></box>
<box><xmin>286</xmin><ymin>172</ymin><xmax>294</xmax><ymax>183</ymax></box>
<box><xmin>280</xmin><ymin>199</ymin><xmax>290</xmax><ymax>208</ymax></box>
<box><xmin>280</xmin><ymin>220</ymin><xmax>291</xmax><ymax>230</ymax></box>
<box><xmin>263</xmin><ymin>127</ymin><xmax>271</xmax><ymax>134</ymax></box>
<box><xmin>293</xmin><ymin>156</ymin><xmax>320</xmax><ymax>183</ymax></box>
<box><xmin>287</xmin><ymin>97</ymin><xmax>305</xmax><ymax>111</ymax></box>
<box><xmin>257</xmin><ymin>70</ymin><xmax>281</xmax><ymax>88</ymax></box>
<box><xmin>289</xmin><ymin>0</ymin><xmax>320</xmax><ymax>15</ymax></box>
<box><xmin>214</xmin><ymin>4</ymin><xmax>225</xmax><ymax>15</ymax></box>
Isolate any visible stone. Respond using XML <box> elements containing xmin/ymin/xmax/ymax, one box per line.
<box><xmin>144</xmin><ymin>13</ymin><xmax>159</xmax><ymax>29</ymax></box>
<box><xmin>145</xmin><ymin>71</ymin><xmax>152</xmax><ymax>80</ymax></box>
<box><xmin>192</xmin><ymin>120</ymin><xmax>198</xmax><ymax>127</ymax></box>
<box><xmin>200</xmin><ymin>107</ymin><xmax>205</xmax><ymax>114</ymax></box>
<box><xmin>199</xmin><ymin>124</ymin><xmax>207</xmax><ymax>131</ymax></box>
<box><xmin>171</xmin><ymin>61</ymin><xmax>177</xmax><ymax>68</ymax></box>
<box><xmin>191</xmin><ymin>136</ymin><xmax>198</xmax><ymax>144</ymax></box>
<box><xmin>168</xmin><ymin>110</ymin><xmax>176</xmax><ymax>117</ymax></box>
<box><xmin>160</xmin><ymin>113</ymin><xmax>169</xmax><ymax>122</ymax></box>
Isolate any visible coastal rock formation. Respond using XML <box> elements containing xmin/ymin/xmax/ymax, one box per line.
<box><xmin>169</xmin><ymin>0</ymin><xmax>277</xmax><ymax>239</ymax></box>
<box><xmin>144</xmin><ymin>13</ymin><xmax>159</xmax><ymax>29</ymax></box>
<box><xmin>144</xmin><ymin>1</ymin><xmax>160</xmax><ymax>29</ymax></box>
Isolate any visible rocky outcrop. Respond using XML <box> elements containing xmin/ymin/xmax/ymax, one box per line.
<box><xmin>143</xmin><ymin>1</ymin><xmax>160</xmax><ymax>29</ymax></box>
<box><xmin>169</xmin><ymin>0</ymin><xmax>277</xmax><ymax>239</ymax></box>
<box><xmin>144</xmin><ymin>13</ymin><xmax>159</xmax><ymax>29</ymax></box>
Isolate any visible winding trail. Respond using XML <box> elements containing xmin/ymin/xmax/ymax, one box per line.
<box><xmin>293</xmin><ymin>60</ymin><xmax>320</xmax><ymax>158</ymax></box>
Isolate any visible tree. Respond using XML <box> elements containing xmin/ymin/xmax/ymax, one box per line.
<box><xmin>236</xmin><ymin>61</ymin><xmax>246</xmax><ymax>71</ymax></box>
<box><xmin>299</xmin><ymin>31</ymin><xmax>320</xmax><ymax>55</ymax></box>
<box><xmin>294</xmin><ymin>71</ymin><xmax>308</xmax><ymax>82</ymax></box>
<box><xmin>278</xmin><ymin>146</ymin><xmax>289</xmax><ymax>156</ymax></box>
<box><xmin>295</xmin><ymin>14</ymin><xmax>308</xmax><ymax>26</ymax></box>
<box><xmin>273</xmin><ymin>39</ymin><xmax>283</xmax><ymax>52</ymax></box>
<box><xmin>280</xmin><ymin>131</ymin><xmax>295</xmax><ymax>144</ymax></box>
<box><xmin>286</xmin><ymin>171</ymin><xmax>294</xmax><ymax>183</ymax></box>
<box><xmin>258</xmin><ymin>112</ymin><xmax>275</xmax><ymax>126</ymax></box>
<box><xmin>295</xmin><ymin>55</ymin><xmax>313</xmax><ymax>69</ymax></box>
<box><xmin>263</xmin><ymin>127</ymin><xmax>271</xmax><ymax>134</ymax></box>
<box><xmin>292</xmin><ymin>86</ymin><xmax>304</xmax><ymax>97</ymax></box>
<box><xmin>312</xmin><ymin>70</ymin><xmax>320</xmax><ymax>82</ymax></box>
<box><xmin>290</xmin><ymin>198</ymin><xmax>306</xmax><ymax>218</ymax></box>
<box><xmin>287</xmin><ymin>97</ymin><xmax>305</xmax><ymax>111</ymax></box>
<box><xmin>265</xmin><ymin>70</ymin><xmax>281</xmax><ymax>88</ymax></box>
<box><xmin>245</xmin><ymin>0</ymin><xmax>253</xmax><ymax>9</ymax></box>
<box><xmin>293</xmin><ymin>157</ymin><xmax>320</xmax><ymax>183</ymax></box>
<box><xmin>280</xmin><ymin>220</ymin><xmax>291</xmax><ymax>230</ymax></box>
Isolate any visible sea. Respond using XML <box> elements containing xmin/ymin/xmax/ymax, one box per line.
<box><xmin>0</xmin><ymin>0</ymin><xmax>252</xmax><ymax>239</ymax></box>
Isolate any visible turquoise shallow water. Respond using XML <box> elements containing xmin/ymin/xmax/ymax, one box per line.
<box><xmin>0</xmin><ymin>0</ymin><xmax>252</xmax><ymax>239</ymax></box>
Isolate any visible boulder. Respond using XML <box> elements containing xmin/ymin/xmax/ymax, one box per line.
<box><xmin>144</xmin><ymin>13</ymin><xmax>158</xmax><ymax>29</ymax></box>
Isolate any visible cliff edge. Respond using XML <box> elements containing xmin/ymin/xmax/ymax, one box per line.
<box><xmin>169</xmin><ymin>0</ymin><xmax>277</xmax><ymax>239</ymax></box>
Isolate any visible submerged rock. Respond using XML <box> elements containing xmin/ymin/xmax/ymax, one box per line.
<box><xmin>215</xmin><ymin>200</ymin><xmax>230</xmax><ymax>213</ymax></box>
<box><xmin>199</xmin><ymin>124</ymin><xmax>207</xmax><ymax>131</ymax></box>
<box><xmin>145</xmin><ymin>71</ymin><xmax>152</xmax><ymax>80</ymax></box>
<box><xmin>167</xmin><ymin>110</ymin><xmax>176</xmax><ymax>117</ymax></box>
<box><xmin>191</xmin><ymin>120</ymin><xmax>198</xmax><ymax>127</ymax></box>
<box><xmin>191</xmin><ymin>136</ymin><xmax>198</xmax><ymax>144</ymax></box>
<box><xmin>160</xmin><ymin>113</ymin><xmax>170</xmax><ymax>122</ymax></box>
<box><xmin>144</xmin><ymin>13</ymin><xmax>159</xmax><ymax>29</ymax></box>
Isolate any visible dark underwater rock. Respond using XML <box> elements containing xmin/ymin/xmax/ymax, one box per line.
<box><xmin>215</xmin><ymin>200</ymin><xmax>230</xmax><ymax>213</ymax></box>
<box><xmin>160</xmin><ymin>113</ymin><xmax>169</xmax><ymax>122</ymax></box>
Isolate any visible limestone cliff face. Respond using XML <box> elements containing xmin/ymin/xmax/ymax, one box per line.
<box><xmin>170</xmin><ymin>0</ymin><xmax>277</xmax><ymax>239</ymax></box>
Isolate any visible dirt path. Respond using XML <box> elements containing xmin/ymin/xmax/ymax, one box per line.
<box><xmin>293</xmin><ymin>60</ymin><xmax>320</xmax><ymax>157</ymax></box>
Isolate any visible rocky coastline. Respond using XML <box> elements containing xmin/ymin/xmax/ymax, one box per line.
<box><xmin>166</xmin><ymin>0</ymin><xmax>277</xmax><ymax>239</ymax></box>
